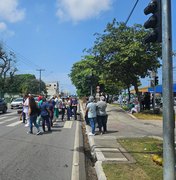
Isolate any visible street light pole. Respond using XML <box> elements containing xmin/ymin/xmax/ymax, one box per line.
<box><xmin>162</xmin><ymin>0</ymin><xmax>175</xmax><ymax>179</ymax></box>
<box><xmin>36</xmin><ymin>69</ymin><xmax>45</xmax><ymax>94</ymax></box>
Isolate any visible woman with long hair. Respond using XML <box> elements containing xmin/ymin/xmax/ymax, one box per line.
<box><xmin>28</xmin><ymin>96</ymin><xmax>41</xmax><ymax>135</ymax></box>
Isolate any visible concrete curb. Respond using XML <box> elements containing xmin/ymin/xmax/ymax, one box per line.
<box><xmin>80</xmin><ymin>102</ymin><xmax>107</xmax><ymax>180</ymax></box>
<box><xmin>85</xmin><ymin>124</ymin><xmax>107</xmax><ymax>180</ymax></box>
<box><xmin>95</xmin><ymin>161</ymin><xmax>107</xmax><ymax>180</ymax></box>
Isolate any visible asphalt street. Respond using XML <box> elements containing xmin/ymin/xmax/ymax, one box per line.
<box><xmin>0</xmin><ymin>109</ymin><xmax>86</xmax><ymax>180</ymax></box>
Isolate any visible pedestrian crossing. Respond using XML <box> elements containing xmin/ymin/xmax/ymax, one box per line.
<box><xmin>0</xmin><ymin>112</ymin><xmax>20</xmax><ymax>127</ymax></box>
<box><xmin>0</xmin><ymin>112</ymin><xmax>74</xmax><ymax>128</ymax></box>
<box><xmin>0</xmin><ymin>117</ymin><xmax>18</xmax><ymax>125</ymax></box>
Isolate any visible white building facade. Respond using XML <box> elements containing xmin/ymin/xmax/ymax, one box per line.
<box><xmin>46</xmin><ymin>81</ymin><xmax>59</xmax><ymax>98</ymax></box>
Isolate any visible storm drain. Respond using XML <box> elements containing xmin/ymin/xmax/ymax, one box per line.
<box><xmin>95</xmin><ymin>148</ymin><xmax>128</xmax><ymax>162</ymax></box>
<box><xmin>93</xmin><ymin>137</ymin><xmax>136</xmax><ymax>163</ymax></box>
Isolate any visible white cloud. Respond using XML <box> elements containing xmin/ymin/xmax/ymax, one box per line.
<box><xmin>0</xmin><ymin>22</ymin><xmax>7</xmax><ymax>31</ymax></box>
<box><xmin>0</xmin><ymin>21</ymin><xmax>15</xmax><ymax>38</ymax></box>
<box><xmin>0</xmin><ymin>0</ymin><xmax>25</xmax><ymax>23</ymax></box>
<box><xmin>56</xmin><ymin>0</ymin><xmax>112</xmax><ymax>22</ymax></box>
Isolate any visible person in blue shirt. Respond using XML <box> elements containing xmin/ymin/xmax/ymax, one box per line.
<box><xmin>39</xmin><ymin>97</ymin><xmax>51</xmax><ymax>132</ymax></box>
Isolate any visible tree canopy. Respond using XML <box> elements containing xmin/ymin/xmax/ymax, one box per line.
<box><xmin>69</xmin><ymin>20</ymin><xmax>162</xmax><ymax>99</ymax></box>
<box><xmin>5</xmin><ymin>74</ymin><xmax>46</xmax><ymax>95</ymax></box>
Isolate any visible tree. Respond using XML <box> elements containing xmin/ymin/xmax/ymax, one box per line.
<box><xmin>91</xmin><ymin>20</ymin><xmax>161</xmax><ymax>101</ymax></box>
<box><xmin>5</xmin><ymin>74</ymin><xmax>46</xmax><ymax>95</ymax></box>
<box><xmin>69</xmin><ymin>56</ymin><xmax>99</xmax><ymax>97</ymax></box>
<box><xmin>0</xmin><ymin>44</ymin><xmax>17</xmax><ymax>97</ymax></box>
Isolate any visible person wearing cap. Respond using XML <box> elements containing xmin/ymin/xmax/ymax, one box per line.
<box><xmin>86</xmin><ymin>96</ymin><xmax>97</xmax><ymax>136</ymax></box>
<box><xmin>96</xmin><ymin>96</ymin><xmax>107</xmax><ymax>134</ymax></box>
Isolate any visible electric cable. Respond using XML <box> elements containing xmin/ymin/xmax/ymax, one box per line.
<box><xmin>125</xmin><ymin>0</ymin><xmax>140</xmax><ymax>25</ymax></box>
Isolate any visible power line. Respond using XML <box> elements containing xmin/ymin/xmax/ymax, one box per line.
<box><xmin>125</xmin><ymin>0</ymin><xmax>140</xmax><ymax>25</ymax></box>
<box><xmin>1</xmin><ymin>41</ymin><xmax>53</xmax><ymax>79</ymax></box>
<box><xmin>2</xmin><ymin>42</ymin><xmax>41</xmax><ymax>69</ymax></box>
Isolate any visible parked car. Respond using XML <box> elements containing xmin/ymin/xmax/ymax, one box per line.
<box><xmin>10</xmin><ymin>97</ymin><xmax>23</xmax><ymax>109</ymax></box>
<box><xmin>0</xmin><ymin>98</ymin><xmax>8</xmax><ymax>113</ymax></box>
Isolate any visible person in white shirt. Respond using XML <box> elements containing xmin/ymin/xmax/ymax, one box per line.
<box><xmin>23</xmin><ymin>94</ymin><xmax>30</xmax><ymax>127</ymax></box>
<box><xmin>86</xmin><ymin>96</ymin><xmax>97</xmax><ymax>136</ymax></box>
<box><xmin>53</xmin><ymin>95</ymin><xmax>59</xmax><ymax>121</ymax></box>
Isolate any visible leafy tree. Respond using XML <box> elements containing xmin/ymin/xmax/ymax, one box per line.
<box><xmin>5</xmin><ymin>74</ymin><xmax>46</xmax><ymax>95</ymax></box>
<box><xmin>69</xmin><ymin>56</ymin><xmax>99</xmax><ymax>97</ymax></box>
<box><xmin>91</xmin><ymin>20</ymin><xmax>161</xmax><ymax>101</ymax></box>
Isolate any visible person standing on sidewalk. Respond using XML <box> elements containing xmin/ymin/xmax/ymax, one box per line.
<box><xmin>96</xmin><ymin>96</ymin><xmax>107</xmax><ymax>134</ymax></box>
<box><xmin>86</xmin><ymin>96</ymin><xmax>97</xmax><ymax>136</ymax></box>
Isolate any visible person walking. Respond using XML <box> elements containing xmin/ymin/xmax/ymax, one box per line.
<box><xmin>53</xmin><ymin>95</ymin><xmax>59</xmax><ymax>121</ymax></box>
<box><xmin>71</xmin><ymin>96</ymin><xmax>78</xmax><ymax>120</ymax></box>
<box><xmin>66</xmin><ymin>97</ymin><xmax>72</xmax><ymax>120</ymax></box>
<box><xmin>21</xmin><ymin>94</ymin><xmax>27</xmax><ymax>123</ymax></box>
<box><xmin>48</xmin><ymin>99</ymin><xmax>54</xmax><ymax>126</ymax></box>
<box><xmin>60</xmin><ymin>98</ymin><xmax>66</xmax><ymax>121</ymax></box>
<box><xmin>39</xmin><ymin>97</ymin><xmax>51</xmax><ymax>132</ymax></box>
<box><xmin>28</xmin><ymin>96</ymin><xmax>41</xmax><ymax>135</ymax></box>
<box><xmin>86</xmin><ymin>96</ymin><xmax>97</xmax><ymax>136</ymax></box>
<box><xmin>36</xmin><ymin>95</ymin><xmax>43</xmax><ymax>125</ymax></box>
<box><xmin>96</xmin><ymin>96</ymin><xmax>107</xmax><ymax>134</ymax></box>
<box><xmin>23</xmin><ymin>94</ymin><xmax>30</xmax><ymax>127</ymax></box>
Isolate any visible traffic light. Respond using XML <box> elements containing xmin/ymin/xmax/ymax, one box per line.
<box><xmin>143</xmin><ymin>0</ymin><xmax>162</xmax><ymax>43</ymax></box>
<box><xmin>155</xmin><ymin>76</ymin><xmax>159</xmax><ymax>86</ymax></box>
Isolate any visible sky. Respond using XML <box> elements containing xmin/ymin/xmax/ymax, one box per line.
<box><xmin>0</xmin><ymin>0</ymin><xmax>176</xmax><ymax>94</ymax></box>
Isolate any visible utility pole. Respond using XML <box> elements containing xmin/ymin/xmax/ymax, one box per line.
<box><xmin>36</xmin><ymin>69</ymin><xmax>45</xmax><ymax>94</ymax></box>
<box><xmin>144</xmin><ymin>1</ymin><xmax>175</xmax><ymax>178</ymax></box>
<box><xmin>162</xmin><ymin>0</ymin><xmax>175</xmax><ymax>179</ymax></box>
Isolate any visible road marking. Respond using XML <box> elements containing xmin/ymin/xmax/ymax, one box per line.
<box><xmin>0</xmin><ymin>116</ymin><xmax>7</xmax><ymax>120</ymax></box>
<box><xmin>0</xmin><ymin>117</ymin><xmax>17</xmax><ymax>124</ymax></box>
<box><xmin>6</xmin><ymin>111</ymin><xmax>18</xmax><ymax>115</ymax></box>
<box><xmin>0</xmin><ymin>111</ymin><xmax>19</xmax><ymax>118</ymax></box>
<box><xmin>71</xmin><ymin>121</ymin><xmax>79</xmax><ymax>180</ymax></box>
<box><xmin>63</xmin><ymin>121</ymin><xmax>73</xmax><ymax>128</ymax></box>
<box><xmin>7</xmin><ymin>121</ymin><xmax>22</xmax><ymax>127</ymax></box>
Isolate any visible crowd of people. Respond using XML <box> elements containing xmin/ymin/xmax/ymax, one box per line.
<box><xmin>21</xmin><ymin>94</ymin><xmax>78</xmax><ymax>135</ymax></box>
<box><xmin>85</xmin><ymin>95</ymin><xmax>108</xmax><ymax>136</ymax></box>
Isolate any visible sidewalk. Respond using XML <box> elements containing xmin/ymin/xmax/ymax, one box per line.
<box><xmin>80</xmin><ymin>103</ymin><xmax>163</xmax><ymax>180</ymax></box>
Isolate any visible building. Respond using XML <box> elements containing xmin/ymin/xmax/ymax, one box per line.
<box><xmin>130</xmin><ymin>86</ymin><xmax>149</xmax><ymax>94</ymax></box>
<box><xmin>148</xmin><ymin>83</ymin><xmax>176</xmax><ymax>95</ymax></box>
<box><xmin>130</xmin><ymin>84</ymin><xmax>176</xmax><ymax>96</ymax></box>
<box><xmin>46</xmin><ymin>81</ymin><xmax>59</xmax><ymax>98</ymax></box>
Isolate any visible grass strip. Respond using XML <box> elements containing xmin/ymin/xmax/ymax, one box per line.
<box><xmin>103</xmin><ymin>137</ymin><xmax>163</xmax><ymax>180</ymax></box>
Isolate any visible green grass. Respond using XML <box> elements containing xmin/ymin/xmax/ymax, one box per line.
<box><xmin>133</xmin><ymin>112</ymin><xmax>162</xmax><ymax>120</ymax></box>
<box><xmin>103</xmin><ymin>138</ymin><xmax>163</xmax><ymax>180</ymax></box>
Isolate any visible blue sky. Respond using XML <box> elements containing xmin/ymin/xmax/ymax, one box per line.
<box><xmin>0</xmin><ymin>0</ymin><xmax>175</xmax><ymax>94</ymax></box>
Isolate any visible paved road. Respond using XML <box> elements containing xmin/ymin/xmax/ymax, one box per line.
<box><xmin>0</xmin><ymin>109</ymin><xmax>86</xmax><ymax>180</ymax></box>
